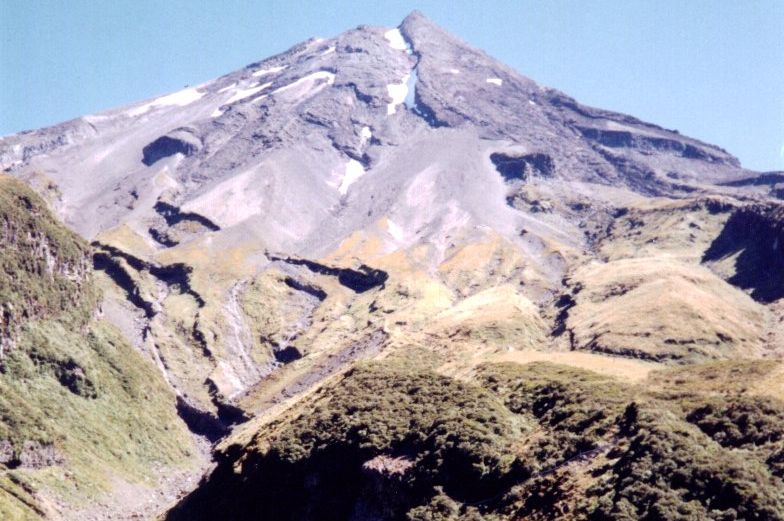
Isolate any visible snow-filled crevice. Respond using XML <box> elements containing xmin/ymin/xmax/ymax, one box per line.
<box><xmin>405</xmin><ymin>60</ymin><xmax>448</xmax><ymax>128</ymax></box>
<box><xmin>404</xmin><ymin>67</ymin><xmax>418</xmax><ymax>110</ymax></box>
<box><xmin>393</xmin><ymin>29</ymin><xmax>448</xmax><ymax>128</ymax></box>
<box><xmin>338</xmin><ymin>159</ymin><xmax>366</xmax><ymax>195</ymax></box>
<box><xmin>384</xmin><ymin>27</ymin><xmax>416</xmax><ymax>117</ymax></box>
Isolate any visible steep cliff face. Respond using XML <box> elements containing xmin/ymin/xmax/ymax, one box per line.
<box><xmin>0</xmin><ymin>176</ymin><xmax>196</xmax><ymax>520</ymax></box>
<box><xmin>703</xmin><ymin>203</ymin><xmax>784</xmax><ymax>302</ymax></box>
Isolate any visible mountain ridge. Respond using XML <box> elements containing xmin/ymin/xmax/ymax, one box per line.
<box><xmin>2</xmin><ymin>11</ymin><xmax>784</xmax><ymax>520</ymax></box>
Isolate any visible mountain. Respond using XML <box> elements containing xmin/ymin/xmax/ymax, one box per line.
<box><xmin>2</xmin><ymin>10</ymin><xmax>784</xmax><ymax>520</ymax></box>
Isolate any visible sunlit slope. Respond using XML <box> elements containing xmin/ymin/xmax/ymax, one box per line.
<box><xmin>0</xmin><ymin>176</ymin><xmax>195</xmax><ymax>519</ymax></box>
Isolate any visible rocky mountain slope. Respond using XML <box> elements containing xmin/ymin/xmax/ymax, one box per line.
<box><xmin>2</xmin><ymin>10</ymin><xmax>784</xmax><ymax>520</ymax></box>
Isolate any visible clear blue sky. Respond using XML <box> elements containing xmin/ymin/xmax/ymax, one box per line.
<box><xmin>2</xmin><ymin>0</ymin><xmax>782</xmax><ymax>171</ymax></box>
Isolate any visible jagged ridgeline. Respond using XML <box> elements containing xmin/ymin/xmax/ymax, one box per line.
<box><xmin>0</xmin><ymin>176</ymin><xmax>194</xmax><ymax>519</ymax></box>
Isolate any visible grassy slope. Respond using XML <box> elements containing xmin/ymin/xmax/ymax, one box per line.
<box><xmin>562</xmin><ymin>198</ymin><xmax>769</xmax><ymax>362</ymax></box>
<box><xmin>0</xmin><ymin>176</ymin><xmax>194</xmax><ymax>518</ymax></box>
<box><xmin>568</xmin><ymin>258</ymin><xmax>766</xmax><ymax>361</ymax></box>
<box><xmin>161</xmin><ymin>194</ymin><xmax>784</xmax><ymax>520</ymax></box>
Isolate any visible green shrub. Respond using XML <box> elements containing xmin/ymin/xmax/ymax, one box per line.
<box><xmin>170</xmin><ymin>360</ymin><xmax>784</xmax><ymax>521</ymax></box>
<box><xmin>686</xmin><ymin>396</ymin><xmax>784</xmax><ymax>448</ymax></box>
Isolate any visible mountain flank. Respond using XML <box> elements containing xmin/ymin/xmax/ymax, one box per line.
<box><xmin>1</xmin><ymin>10</ymin><xmax>784</xmax><ymax>521</ymax></box>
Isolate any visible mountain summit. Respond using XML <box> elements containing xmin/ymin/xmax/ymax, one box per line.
<box><xmin>2</xmin><ymin>12</ymin><xmax>784</xmax><ymax>520</ymax></box>
<box><xmin>0</xmin><ymin>12</ymin><xmax>748</xmax><ymax>240</ymax></box>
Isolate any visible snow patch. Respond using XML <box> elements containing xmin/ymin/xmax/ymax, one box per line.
<box><xmin>252</xmin><ymin>65</ymin><xmax>287</xmax><ymax>77</ymax></box>
<box><xmin>360</xmin><ymin>126</ymin><xmax>372</xmax><ymax>145</ymax></box>
<box><xmin>271</xmin><ymin>71</ymin><xmax>335</xmax><ymax>100</ymax></box>
<box><xmin>384</xmin><ymin>28</ymin><xmax>408</xmax><ymax>51</ymax></box>
<box><xmin>224</xmin><ymin>82</ymin><xmax>272</xmax><ymax>105</ymax></box>
<box><xmin>217</xmin><ymin>83</ymin><xmax>237</xmax><ymax>93</ymax></box>
<box><xmin>486</xmin><ymin>78</ymin><xmax>503</xmax><ymax>86</ymax></box>
<box><xmin>528</xmin><ymin>100</ymin><xmax>537</xmax><ymax>106</ymax></box>
<box><xmin>321</xmin><ymin>46</ymin><xmax>336</xmax><ymax>55</ymax></box>
<box><xmin>386</xmin><ymin>74</ymin><xmax>410</xmax><ymax>115</ymax></box>
<box><xmin>448</xmin><ymin>68</ymin><xmax>460</xmax><ymax>74</ymax></box>
<box><xmin>82</xmin><ymin>114</ymin><xmax>111</xmax><ymax>124</ymax></box>
<box><xmin>125</xmin><ymin>87</ymin><xmax>204</xmax><ymax>117</ymax></box>
<box><xmin>338</xmin><ymin>159</ymin><xmax>366</xmax><ymax>195</ymax></box>
<box><xmin>211</xmin><ymin>108</ymin><xmax>225</xmax><ymax>118</ymax></box>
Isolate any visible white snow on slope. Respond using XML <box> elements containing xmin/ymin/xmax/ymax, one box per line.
<box><xmin>338</xmin><ymin>159</ymin><xmax>366</xmax><ymax>195</ymax></box>
<box><xmin>125</xmin><ymin>88</ymin><xmax>204</xmax><ymax>117</ymax></box>
<box><xmin>252</xmin><ymin>65</ymin><xmax>287</xmax><ymax>77</ymax></box>
<box><xmin>224</xmin><ymin>82</ymin><xmax>272</xmax><ymax>105</ymax></box>
<box><xmin>360</xmin><ymin>126</ymin><xmax>372</xmax><ymax>145</ymax></box>
<box><xmin>218</xmin><ymin>83</ymin><xmax>237</xmax><ymax>93</ymax></box>
<box><xmin>384</xmin><ymin>28</ymin><xmax>408</xmax><ymax>51</ymax></box>
<box><xmin>321</xmin><ymin>46</ymin><xmax>336</xmax><ymax>55</ymax></box>
<box><xmin>82</xmin><ymin>114</ymin><xmax>111</xmax><ymax>125</ymax></box>
<box><xmin>387</xmin><ymin>74</ymin><xmax>410</xmax><ymax>115</ymax></box>
<box><xmin>448</xmin><ymin>68</ymin><xmax>460</xmax><ymax>74</ymax></box>
<box><xmin>486</xmin><ymin>78</ymin><xmax>503</xmax><ymax>86</ymax></box>
<box><xmin>272</xmin><ymin>71</ymin><xmax>335</xmax><ymax>99</ymax></box>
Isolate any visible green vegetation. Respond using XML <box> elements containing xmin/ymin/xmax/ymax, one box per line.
<box><xmin>477</xmin><ymin>362</ymin><xmax>629</xmax><ymax>472</ymax></box>
<box><xmin>169</xmin><ymin>360</ymin><xmax>784</xmax><ymax>521</ymax></box>
<box><xmin>686</xmin><ymin>396</ymin><xmax>784</xmax><ymax>448</ymax></box>
<box><xmin>585</xmin><ymin>406</ymin><xmax>783</xmax><ymax>520</ymax></box>
<box><xmin>3</xmin><ymin>173</ymin><xmax>784</xmax><ymax>519</ymax></box>
<box><xmin>0</xmin><ymin>176</ymin><xmax>194</xmax><ymax>517</ymax></box>
<box><xmin>169</xmin><ymin>362</ymin><xmax>523</xmax><ymax>520</ymax></box>
<box><xmin>0</xmin><ymin>176</ymin><xmax>96</xmax><ymax>338</ymax></box>
<box><xmin>482</xmin><ymin>362</ymin><xmax>784</xmax><ymax>520</ymax></box>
